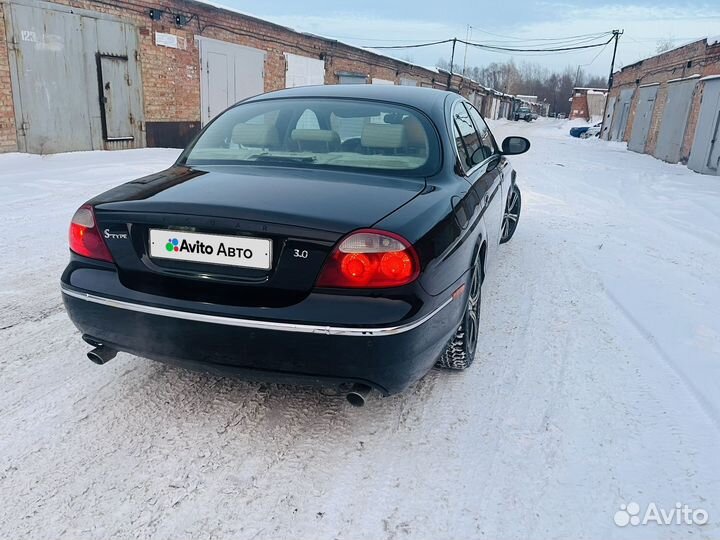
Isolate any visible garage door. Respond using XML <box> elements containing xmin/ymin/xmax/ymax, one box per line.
<box><xmin>628</xmin><ymin>85</ymin><xmax>658</xmax><ymax>153</ymax></box>
<box><xmin>600</xmin><ymin>95</ymin><xmax>616</xmax><ymax>140</ymax></box>
<box><xmin>6</xmin><ymin>1</ymin><xmax>144</xmax><ymax>153</ymax></box>
<box><xmin>688</xmin><ymin>78</ymin><xmax>720</xmax><ymax>175</ymax></box>
<box><xmin>399</xmin><ymin>78</ymin><xmax>416</xmax><ymax>86</ymax></box>
<box><xmin>654</xmin><ymin>78</ymin><xmax>697</xmax><ymax>163</ymax></box>
<box><xmin>372</xmin><ymin>78</ymin><xmax>394</xmax><ymax>85</ymax></box>
<box><xmin>199</xmin><ymin>37</ymin><xmax>264</xmax><ymax>124</ymax></box>
<box><xmin>285</xmin><ymin>53</ymin><xmax>325</xmax><ymax>88</ymax></box>
<box><xmin>610</xmin><ymin>88</ymin><xmax>634</xmax><ymax>141</ymax></box>
<box><xmin>338</xmin><ymin>73</ymin><xmax>367</xmax><ymax>84</ymax></box>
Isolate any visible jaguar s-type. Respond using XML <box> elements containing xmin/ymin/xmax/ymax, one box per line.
<box><xmin>61</xmin><ymin>85</ymin><xmax>529</xmax><ymax>405</ymax></box>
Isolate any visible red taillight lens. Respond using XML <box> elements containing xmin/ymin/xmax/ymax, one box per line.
<box><xmin>316</xmin><ymin>229</ymin><xmax>420</xmax><ymax>288</ymax></box>
<box><xmin>69</xmin><ymin>205</ymin><xmax>113</xmax><ymax>262</ymax></box>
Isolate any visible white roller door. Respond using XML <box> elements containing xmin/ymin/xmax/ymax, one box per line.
<box><xmin>285</xmin><ymin>53</ymin><xmax>325</xmax><ymax>88</ymax></box>
<box><xmin>372</xmin><ymin>78</ymin><xmax>395</xmax><ymax>85</ymax></box>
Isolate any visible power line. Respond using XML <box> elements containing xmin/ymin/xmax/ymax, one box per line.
<box><xmin>470</xmin><ymin>31</ymin><xmax>613</xmax><ymax>45</ymax></box>
<box><xmin>478</xmin><ymin>35</ymin><xmax>609</xmax><ymax>47</ymax></box>
<box><xmin>460</xmin><ymin>35</ymin><xmax>615</xmax><ymax>53</ymax></box>
<box><xmin>363</xmin><ymin>33</ymin><xmax>615</xmax><ymax>53</ymax></box>
<box><xmin>366</xmin><ymin>39</ymin><xmax>456</xmax><ymax>49</ymax></box>
<box><xmin>585</xmin><ymin>41</ymin><xmax>612</xmax><ymax>67</ymax></box>
<box><xmin>462</xmin><ymin>27</ymin><xmax>612</xmax><ymax>43</ymax></box>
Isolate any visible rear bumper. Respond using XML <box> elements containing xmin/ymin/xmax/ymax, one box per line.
<box><xmin>61</xmin><ymin>267</ymin><xmax>464</xmax><ymax>395</ymax></box>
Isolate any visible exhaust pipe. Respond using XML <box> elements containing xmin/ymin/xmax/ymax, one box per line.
<box><xmin>87</xmin><ymin>346</ymin><xmax>117</xmax><ymax>365</ymax></box>
<box><xmin>346</xmin><ymin>383</ymin><xmax>372</xmax><ymax>407</ymax></box>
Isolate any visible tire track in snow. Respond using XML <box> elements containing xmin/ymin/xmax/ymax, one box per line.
<box><xmin>602</xmin><ymin>287</ymin><xmax>720</xmax><ymax>432</ymax></box>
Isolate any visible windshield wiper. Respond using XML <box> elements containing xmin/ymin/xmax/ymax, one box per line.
<box><xmin>249</xmin><ymin>154</ymin><xmax>317</xmax><ymax>163</ymax></box>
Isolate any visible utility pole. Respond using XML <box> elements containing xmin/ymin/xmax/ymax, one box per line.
<box><xmin>607</xmin><ymin>29</ymin><xmax>623</xmax><ymax>89</ymax></box>
<box><xmin>447</xmin><ymin>38</ymin><xmax>457</xmax><ymax>90</ymax></box>
<box><xmin>462</xmin><ymin>25</ymin><xmax>472</xmax><ymax>76</ymax></box>
<box><xmin>600</xmin><ymin>29</ymin><xmax>623</xmax><ymax>139</ymax></box>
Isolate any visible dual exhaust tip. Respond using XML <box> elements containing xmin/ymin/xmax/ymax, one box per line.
<box><xmin>84</xmin><ymin>342</ymin><xmax>372</xmax><ymax>406</ymax></box>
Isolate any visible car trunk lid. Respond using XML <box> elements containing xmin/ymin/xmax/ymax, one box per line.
<box><xmin>92</xmin><ymin>166</ymin><xmax>424</xmax><ymax>307</ymax></box>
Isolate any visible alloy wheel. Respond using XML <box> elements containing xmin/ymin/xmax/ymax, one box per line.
<box><xmin>464</xmin><ymin>260</ymin><xmax>482</xmax><ymax>358</ymax></box>
<box><xmin>501</xmin><ymin>186</ymin><xmax>521</xmax><ymax>243</ymax></box>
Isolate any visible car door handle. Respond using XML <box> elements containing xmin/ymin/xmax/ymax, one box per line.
<box><xmin>483</xmin><ymin>194</ymin><xmax>490</xmax><ymax>205</ymax></box>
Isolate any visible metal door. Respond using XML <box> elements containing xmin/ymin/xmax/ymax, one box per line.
<box><xmin>654</xmin><ymin>79</ymin><xmax>697</xmax><ymax>163</ymax></box>
<box><xmin>338</xmin><ymin>73</ymin><xmax>367</xmax><ymax>84</ymax></box>
<box><xmin>285</xmin><ymin>53</ymin><xmax>325</xmax><ymax>88</ymax></box>
<box><xmin>8</xmin><ymin>2</ymin><xmax>93</xmax><ymax>153</ymax></box>
<box><xmin>98</xmin><ymin>55</ymin><xmax>133</xmax><ymax>140</ymax></box>
<box><xmin>600</xmin><ymin>95</ymin><xmax>615</xmax><ymax>140</ymax></box>
<box><xmin>708</xmin><ymin>111</ymin><xmax>720</xmax><ymax>173</ymax></box>
<box><xmin>92</xmin><ymin>18</ymin><xmax>144</xmax><ymax>149</ymax></box>
<box><xmin>688</xmin><ymin>79</ymin><xmax>720</xmax><ymax>175</ymax></box>
<box><xmin>628</xmin><ymin>85</ymin><xmax>657</xmax><ymax>153</ymax></box>
<box><xmin>206</xmin><ymin>51</ymin><xmax>229</xmax><ymax>122</ymax></box>
<box><xmin>199</xmin><ymin>37</ymin><xmax>265</xmax><ymax>124</ymax></box>
<box><xmin>610</xmin><ymin>88</ymin><xmax>634</xmax><ymax>141</ymax></box>
<box><xmin>6</xmin><ymin>1</ymin><xmax>144</xmax><ymax>153</ymax></box>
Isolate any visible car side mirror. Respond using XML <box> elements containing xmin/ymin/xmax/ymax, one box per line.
<box><xmin>501</xmin><ymin>136</ymin><xmax>530</xmax><ymax>155</ymax></box>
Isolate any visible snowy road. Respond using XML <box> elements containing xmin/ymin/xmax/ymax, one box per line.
<box><xmin>1</xmin><ymin>120</ymin><xmax>719</xmax><ymax>539</ymax></box>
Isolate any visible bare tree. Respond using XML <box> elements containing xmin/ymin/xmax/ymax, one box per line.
<box><xmin>438</xmin><ymin>58</ymin><xmax>606</xmax><ymax>115</ymax></box>
<box><xmin>656</xmin><ymin>37</ymin><xmax>676</xmax><ymax>54</ymax></box>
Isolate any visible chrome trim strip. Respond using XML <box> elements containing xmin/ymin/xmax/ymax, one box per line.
<box><xmin>61</xmin><ymin>286</ymin><xmax>453</xmax><ymax>337</ymax></box>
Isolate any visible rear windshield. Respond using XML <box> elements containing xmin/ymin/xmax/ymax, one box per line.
<box><xmin>181</xmin><ymin>98</ymin><xmax>440</xmax><ymax>176</ymax></box>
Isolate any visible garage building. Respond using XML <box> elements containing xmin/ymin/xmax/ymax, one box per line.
<box><xmin>0</xmin><ymin>0</ymin><xmax>523</xmax><ymax>154</ymax></box>
<box><xmin>602</xmin><ymin>37</ymin><xmax>720</xmax><ymax>175</ymax></box>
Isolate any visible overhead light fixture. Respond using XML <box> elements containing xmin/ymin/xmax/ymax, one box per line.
<box><xmin>148</xmin><ymin>8</ymin><xmax>163</xmax><ymax>21</ymax></box>
<box><xmin>175</xmin><ymin>14</ymin><xmax>189</xmax><ymax>26</ymax></box>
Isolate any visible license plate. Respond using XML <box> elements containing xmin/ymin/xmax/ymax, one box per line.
<box><xmin>149</xmin><ymin>229</ymin><xmax>272</xmax><ymax>270</ymax></box>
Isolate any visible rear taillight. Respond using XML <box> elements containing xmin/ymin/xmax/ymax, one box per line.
<box><xmin>316</xmin><ymin>229</ymin><xmax>420</xmax><ymax>288</ymax></box>
<box><xmin>69</xmin><ymin>205</ymin><xmax>113</xmax><ymax>262</ymax></box>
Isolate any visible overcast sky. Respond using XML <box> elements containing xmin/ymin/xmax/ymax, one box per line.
<box><xmin>206</xmin><ymin>0</ymin><xmax>720</xmax><ymax>76</ymax></box>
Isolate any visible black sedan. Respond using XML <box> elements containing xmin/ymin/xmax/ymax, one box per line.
<box><xmin>61</xmin><ymin>85</ymin><xmax>528</xmax><ymax>405</ymax></box>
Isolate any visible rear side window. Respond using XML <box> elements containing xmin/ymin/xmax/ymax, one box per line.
<box><xmin>183</xmin><ymin>98</ymin><xmax>440</xmax><ymax>177</ymax></box>
<box><xmin>452</xmin><ymin>102</ymin><xmax>482</xmax><ymax>172</ymax></box>
<box><xmin>464</xmin><ymin>103</ymin><xmax>497</xmax><ymax>160</ymax></box>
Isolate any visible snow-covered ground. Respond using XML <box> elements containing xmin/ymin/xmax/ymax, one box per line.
<box><xmin>1</xmin><ymin>120</ymin><xmax>719</xmax><ymax>539</ymax></box>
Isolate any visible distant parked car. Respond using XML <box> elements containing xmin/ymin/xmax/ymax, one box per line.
<box><xmin>569</xmin><ymin>122</ymin><xmax>601</xmax><ymax>138</ymax></box>
<box><xmin>557</xmin><ymin>113</ymin><xmax>567</xmax><ymax>119</ymax></box>
<box><xmin>580</xmin><ymin>125</ymin><xmax>601</xmax><ymax>139</ymax></box>
<box><xmin>514</xmin><ymin>107</ymin><xmax>533</xmax><ymax>121</ymax></box>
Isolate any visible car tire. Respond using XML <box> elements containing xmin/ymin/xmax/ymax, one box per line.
<box><xmin>435</xmin><ymin>253</ymin><xmax>482</xmax><ymax>370</ymax></box>
<box><xmin>500</xmin><ymin>184</ymin><xmax>521</xmax><ymax>244</ymax></box>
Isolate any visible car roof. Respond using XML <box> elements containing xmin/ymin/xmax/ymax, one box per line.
<box><xmin>243</xmin><ymin>84</ymin><xmax>456</xmax><ymax>113</ymax></box>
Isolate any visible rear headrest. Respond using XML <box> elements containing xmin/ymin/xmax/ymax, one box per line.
<box><xmin>361</xmin><ymin>123</ymin><xmax>407</xmax><ymax>149</ymax></box>
<box><xmin>290</xmin><ymin>129</ymin><xmax>341</xmax><ymax>144</ymax></box>
<box><xmin>402</xmin><ymin>116</ymin><xmax>427</xmax><ymax>148</ymax></box>
<box><xmin>232</xmin><ymin>123</ymin><xmax>279</xmax><ymax>147</ymax></box>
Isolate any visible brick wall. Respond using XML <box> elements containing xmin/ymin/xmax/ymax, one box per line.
<box><xmin>0</xmin><ymin>6</ymin><xmax>17</xmax><ymax>152</ymax></box>
<box><xmin>569</xmin><ymin>94</ymin><xmax>589</xmax><ymax>120</ymax></box>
